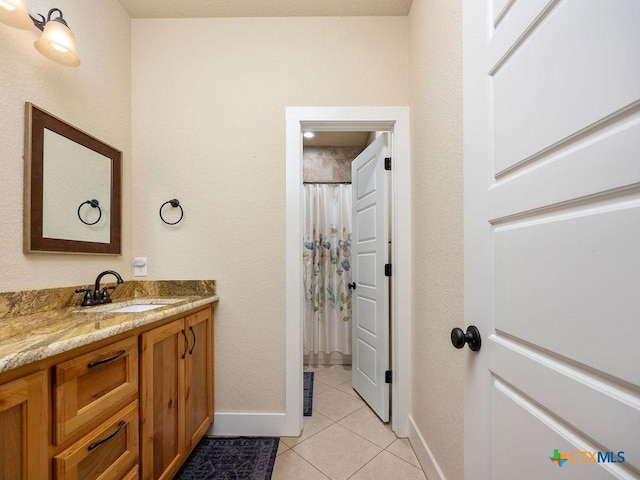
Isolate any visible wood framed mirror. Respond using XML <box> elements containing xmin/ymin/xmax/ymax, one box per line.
<box><xmin>24</xmin><ymin>103</ymin><xmax>122</xmax><ymax>254</ymax></box>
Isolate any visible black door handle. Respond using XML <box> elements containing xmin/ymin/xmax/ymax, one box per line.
<box><xmin>348</xmin><ymin>282</ymin><xmax>356</xmax><ymax>290</ymax></box>
<box><xmin>181</xmin><ymin>329</ymin><xmax>188</xmax><ymax>359</ymax></box>
<box><xmin>451</xmin><ymin>325</ymin><xmax>481</xmax><ymax>352</ymax></box>
<box><xmin>87</xmin><ymin>350</ymin><xmax>126</xmax><ymax>369</ymax></box>
<box><xmin>87</xmin><ymin>420</ymin><xmax>126</xmax><ymax>451</ymax></box>
<box><xmin>189</xmin><ymin>326</ymin><xmax>196</xmax><ymax>355</ymax></box>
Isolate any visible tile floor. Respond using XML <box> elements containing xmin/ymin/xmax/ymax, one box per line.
<box><xmin>273</xmin><ymin>365</ymin><xmax>426</xmax><ymax>480</ymax></box>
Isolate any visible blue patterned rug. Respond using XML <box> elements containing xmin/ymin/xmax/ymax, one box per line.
<box><xmin>304</xmin><ymin>371</ymin><xmax>314</xmax><ymax>416</ymax></box>
<box><xmin>174</xmin><ymin>437</ymin><xmax>279</xmax><ymax>480</ymax></box>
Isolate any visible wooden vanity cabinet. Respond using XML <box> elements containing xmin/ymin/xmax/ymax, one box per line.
<box><xmin>0</xmin><ymin>370</ymin><xmax>49</xmax><ymax>480</ymax></box>
<box><xmin>0</xmin><ymin>302</ymin><xmax>214</xmax><ymax>480</ymax></box>
<box><xmin>140</xmin><ymin>307</ymin><xmax>213</xmax><ymax>480</ymax></box>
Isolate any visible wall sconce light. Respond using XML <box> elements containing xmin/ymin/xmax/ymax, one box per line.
<box><xmin>0</xmin><ymin>1</ymin><xmax>80</xmax><ymax>67</ymax></box>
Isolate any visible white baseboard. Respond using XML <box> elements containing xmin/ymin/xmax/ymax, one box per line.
<box><xmin>208</xmin><ymin>412</ymin><xmax>287</xmax><ymax>437</ymax></box>
<box><xmin>407</xmin><ymin>415</ymin><xmax>446</xmax><ymax>480</ymax></box>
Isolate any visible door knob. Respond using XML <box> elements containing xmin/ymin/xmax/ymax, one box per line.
<box><xmin>450</xmin><ymin>325</ymin><xmax>481</xmax><ymax>352</ymax></box>
<box><xmin>348</xmin><ymin>282</ymin><xmax>356</xmax><ymax>290</ymax></box>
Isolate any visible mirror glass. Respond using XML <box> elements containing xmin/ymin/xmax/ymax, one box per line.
<box><xmin>25</xmin><ymin>103</ymin><xmax>122</xmax><ymax>254</ymax></box>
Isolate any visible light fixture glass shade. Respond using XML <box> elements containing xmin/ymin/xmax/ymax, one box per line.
<box><xmin>34</xmin><ymin>19</ymin><xmax>80</xmax><ymax>67</ymax></box>
<box><xmin>0</xmin><ymin>0</ymin><xmax>32</xmax><ymax>29</ymax></box>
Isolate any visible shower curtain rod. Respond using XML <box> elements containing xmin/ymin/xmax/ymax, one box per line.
<box><xmin>303</xmin><ymin>181</ymin><xmax>352</xmax><ymax>184</ymax></box>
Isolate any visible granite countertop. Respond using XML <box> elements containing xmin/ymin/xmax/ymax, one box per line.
<box><xmin>0</xmin><ymin>280</ymin><xmax>217</xmax><ymax>374</ymax></box>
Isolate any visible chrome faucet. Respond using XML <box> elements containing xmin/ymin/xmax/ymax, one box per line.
<box><xmin>76</xmin><ymin>270</ymin><xmax>124</xmax><ymax>307</ymax></box>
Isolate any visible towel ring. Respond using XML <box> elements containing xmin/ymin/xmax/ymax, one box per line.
<box><xmin>160</xmin><ymin>199</ymin><xmax>184</xmax><ymax>225</ymax></box>
<box><xmin>77</xmin><ymin>199</ymin><xmax>102</xmax><ymax>225</ymax></box>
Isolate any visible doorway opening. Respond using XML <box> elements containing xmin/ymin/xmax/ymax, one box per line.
<box><xmin>302</xmin><ymin>131</ymin><xmax>388</xmax><ymax>422</ymax></box>
<box><xmin>285</xmin><ymin>106</ymin><xmax>411</xmax><ymax>437</ymax></box>
<box><xmin>302</xmin><ymin>130</ymin><xmax>376</xmax><ymax>368</ymax></box>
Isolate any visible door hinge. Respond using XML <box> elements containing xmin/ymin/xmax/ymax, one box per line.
<box><xmin>384</xmin><ymin>157</ymin><xmax>392</xmax><ymax>170</ymax></box>
<box><xmin>385</xmin><ymin>370</ymin><xmax>392</xmax><ymax>383</ymax></box>
<box><xmin>385</xmin><ymin>264</ymin><xmax>392</xmax><ymax>277</ymax></box>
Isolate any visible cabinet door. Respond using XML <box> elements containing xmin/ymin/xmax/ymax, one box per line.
<box><xmin>185</xmin><ymin>308</ymin><xmax>213</xmax><ymax>449</ymax></box>
<box><xmin>54</xmin><ymin>337</ymin><xmax>138</xmax><ymax>444</ymax></box>
<box><xmin>140</xmin><ymin>320</ymin><xmax>186</xmax><ymax>480</ymax></box>
<box><xmin>54</xmin><ymin>401</ymin><xmax>138</xmax><ymax>480</ymax></box>
<box><xmin>0</xmin><ymin>370</ymin><xmax>48</xmax><ymax>480</ymax></box>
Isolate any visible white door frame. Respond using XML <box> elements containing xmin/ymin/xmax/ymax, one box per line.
<box><xmin>285</xmin><ymin>106</ymin><xmax>411</xmax><ymax>437</ymax></box>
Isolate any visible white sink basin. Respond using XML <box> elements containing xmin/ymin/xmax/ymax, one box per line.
<box><xmin>106</xmin><ymin>304</ymin><xmax>169</xmax><ymax>313</ymax></box>
<box><xmin>76</xmin><ymin>298</ymin><xmax>184</xmax><ymax>313</ymax></box>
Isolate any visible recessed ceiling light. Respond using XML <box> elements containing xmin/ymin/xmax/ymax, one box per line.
<box><xmin>303</xmin><ymin>131</ymin><xmax>315</xmax><ymax>139</ymax></box>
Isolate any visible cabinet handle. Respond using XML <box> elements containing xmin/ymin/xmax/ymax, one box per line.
<box><xmin>181</xmin><ymin>329</ymin><xmax>188</xmax><ymax>359</ymax></box>
<box><xmin>87</xmin><ymin>349</ymin><xmax>125</xmax><ymax>368</ymax></box>
<box><xmin>189</xmin><ymin>326</ymin><xmax>196</xmax><ymax>355</ymax></box>
<box><xmin>87</xmin><ymin>420</ymin><xmax>126</xmax><ymax>451</ymax></box>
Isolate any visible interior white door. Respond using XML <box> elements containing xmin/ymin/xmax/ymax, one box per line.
<box><xmin>351</xmin><ymin>134</ymin><xmax>390</xmax><ymax>422</ymax></box>
<box><xmin>464</xmin><ymin>1</ymin><xmax>640</xmax><ymax>479</ymax></box>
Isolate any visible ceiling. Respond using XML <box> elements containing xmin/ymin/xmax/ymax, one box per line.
<box><xmin>117</xmin><ymin>0</ymin><xmax>413</xmax><ymax>19</ymax></box>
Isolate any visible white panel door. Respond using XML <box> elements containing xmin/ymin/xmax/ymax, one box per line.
<box><xmin>464</xmin><ymin>1</ymin><xmax>640</xmax><ymax>479</ymax></box>
<box><xmin>351</xmin><ymin>134</ymin><xmax>390</xmax><ymax>422</ymax></box>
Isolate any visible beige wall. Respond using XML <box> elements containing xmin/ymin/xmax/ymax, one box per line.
<box><xmin>409</xmin><ymin>0</ymin><xmax>464</xmax><ymax>479</ymax></box>
<box><xmin>2</xmin><ymin>5</ymin><xmax>465</xmax><ymax>474</ymax></box>
<box><xmin>0</xmin><ymin>0</ymin><xmax>132</xmax><ymax>292</ymax></box>
<box><xmin>131</xmin><ymin>17</ymin><xmax>409</xmax><ymax>413</ymax></box>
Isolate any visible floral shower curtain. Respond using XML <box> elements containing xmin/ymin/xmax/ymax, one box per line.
<box><xmin>303</xmin><ymin>184</ymin><xmax>353</xmax><ymax>355</ymax></box>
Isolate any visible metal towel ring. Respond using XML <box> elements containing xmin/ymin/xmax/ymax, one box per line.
<box><xmin>77</xmin><ymin>199</ymin><xmax>102</xmax><ymax>225</ymax></box>
<box><xmin>159</xmin><ymin>199</ymin><xmax>184</xmax><ymax>225</ymax></box>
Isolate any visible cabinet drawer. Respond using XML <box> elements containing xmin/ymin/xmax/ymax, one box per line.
<box><xmin>54</xmin><ymin>401</ymin><xmax>139</xmax><ymax>480</ymax></box>
<box><xmin>54</xmin><ymin>337</ymin><xmax>138</xmax><ymax>444</ymax></box>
